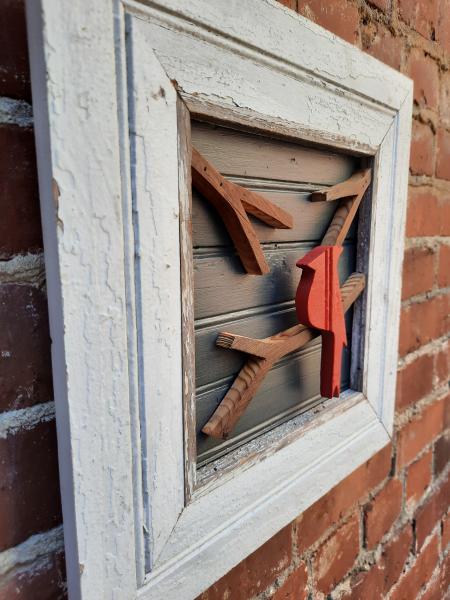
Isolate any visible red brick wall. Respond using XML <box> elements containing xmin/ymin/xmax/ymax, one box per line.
<box><xmin>199</xmin><ymin>1</ymin><xmax>450</xmax><ymax>599</ymax></box>
<box><xmin>0</xmin><ymin>1</ymin><xmax>65</xmax><ymax>598</ymax></box>
<box><xmin>0</xmin><ymin>1</ymin><xmax>448</xmax><ymax>599</ymax></box>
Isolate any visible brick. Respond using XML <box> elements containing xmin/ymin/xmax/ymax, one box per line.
<box><xmin>401</xmin><ymin>246</ymin><xmax>435</xmax><ymax>300</ymax></box>
<box><xmin>407</xmin><ymin>49</ymin><xmax>440</xmax><ymax>110</ymax></box>
<box><xmin>0</xmin><ymin>285</ymin><xmax>53</xmax><ymax>413</ymax></box>
<box><xmin>399</xmin><ymin>294</ymin><xmax>450</xmax><ymax>356</ymax></box>
<box><xmin>396</xmin><ymin>354</ymin><xmax>434</xmax><ymax>412</ymax></box>
<box><xmin>434</xmin><ymin>433</ymin><xmax>450</xmax><ymax>477</ymax></box>
<box><xmin>198</xmin><ymin>525</ymin><xmax>292</xmax><ymax>600</ymax></box>
<box><xmin>443</xmin><ymin>513</ymin><xmax>450</xmax><ymax>549</ymax></box>
<box><xmin>415</xmin><ymin>473</ymin><xmax>450</xmax><ymax>550</ymax></box>
<box><xmin>406</xmin><ymin>450</ymin><xmax>432</xmax><ymax>509</ymax></box>
<box><xmin>420</xmin><ymin>572</ymin><xmax>444</xmax><ymax>600</ymax></box>
<box><xmin>397</xmin><ymin>398</ymin><xmax>445</xmax><ymax>468</ymax></box>
<box><xmin>435</xmin><ymin>343</ymin><xmax>449</xmax><ymax>385</ymax></box>
<box><xmin>296</xmin><ymin>444</ymin><xmax>391</xmax><ymax>551</ymax></box>
<box><xmin>368</xmin><ymin>0</ymin><xmax>389</xmax><ymax>11</ymax></box>
<box><xmin>0</xmin><ymin>420</ymin><xmax>62</xmax><ymax>551</ymax></box>
<box><xmin>436</xmin><ymin>128</ymin><xmax>450</xmax><ymax>180</ymax></box>
<box><xmin>406</xmin><ymin>188</ymin><xmax>440</xmax><ymax>237</ymax></box>
<box><xmin>0</xmin><ymin>0</ymin><xmax>31</xmax><ymax>101</ymax></box>
<box><xmin>444</xmin><ymin>393</ymin><xmax>450</xmax><ymax>429</ymax></box>
<box><xmin>272</xmin><ymin>563</ymin><xmax>307</xmax><ymax>600</ymax></box>
<box><xmin>277</xmin><ymin>0</ymin><xmax>297</xmax><ymax>8</ymax></box>
<box><xmin>437</xmin><ymin>0</ymin><xmax>450</xmax><ymax>55</ymax></box>
<box><xmin>381</xmin><ymin>525</ymin><xmax>413</xmax><ymax>594</ymax></box>
<box><xmin>441</xmin><ymin>71</ymin><xmax>450</xmax><ymax>128</ymax></box>
<box><xmin>399</xmin><ymin>0</ymin><xmax>439</xmax><ymax>39</ymax></box>
<box><xmin>297</xmin><ymin>0</ymin><xmax>359</xmax><ymax>44</ymax></box>
<box><xmin>361</xmin><ymin>22</ymin><xmax>402</xmax><ymax>71</ymax></box>
<box><xmin>438</xmin><ymin>244</ymin><xmax>450</xmax><ymax>288</ymax></box>
<box><xmin>313</xmin><ymin>515</ymin><xmax>359</xmax><ymax>595</ymax></box>
<box><xmin>0</xmin><ymin>125</ymin><xmax>43</xmax><ymax>258</ymax></box>
<box><xmin>341</xmin><ymin>565</ymin><xmax>384</xmax><ymax>599</ymax></box>
<box><xmin>410</xmin><ymin>121</ymin><xmax>435</xmax><ymax>176</ymax></box>
<box><xmin>0</xmin><ymin>551</ymin><xmax>67</xmax><ymax>600</ymax></box>
<box><xmin>364</xmin><ymin>478</ymin><xmax>402</xmax><ymax>548</ymax></box>
<box><xmin>421</xmin><ymin>553</ymin><xmax>450</xmax><ymax>600</ymax></box>
<box><xmin>390</xmin><ymin>535</ymin><xmax>439</xmax><ymax>600</ymax></box>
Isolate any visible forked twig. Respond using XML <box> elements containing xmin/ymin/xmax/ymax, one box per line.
<box><xmin>201</xmin><ymin>168</ymin><xmax>372</xmax><ymax>438</ymax></box>
<box><xmin>191</xmin><ymin>147</ymin><xmax>293</xmax><ymax>275</ymax></box>
<box><xmin>202</xmin><ymin>273</ymin><xmax>366</xmax><ymax>439</ymax></box>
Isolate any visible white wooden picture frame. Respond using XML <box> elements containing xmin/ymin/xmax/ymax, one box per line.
<box><xmin>26</xmin><ymin>1</ymin><xmax>413</xmax><ymax>599</ymax></box>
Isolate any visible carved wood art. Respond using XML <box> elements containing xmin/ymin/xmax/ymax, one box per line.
<box><xmin>191</xmin><ymin>147</ymin><xmax>293</xmax><ymax>275</ymax></box>
<box><xmin>295</xmin><ymin>168</ymin><xmax>371</xmax><ymax>399</ymax></box>
<box><xmin>202</xmin><ymin>273</ymin><xmax>366</xmax><ymax>438</ymax></box>
<box><xmin>202</xmin><ymin>168</ymin><xmax>372</xmax><ymax>439</ymax></box>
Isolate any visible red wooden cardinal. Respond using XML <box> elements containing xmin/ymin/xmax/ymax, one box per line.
<box><xmin>295</xmin><ymin>245</ymin><xmax>346</xmax><ymax>398</ymax></box>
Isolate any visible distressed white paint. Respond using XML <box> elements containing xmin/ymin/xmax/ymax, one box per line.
<box><xmin>26</xmin><ymin>1</ymin><xmax>136</xmax><ymax>599</ymax></box>
<box><xmin>127</xmin><ymin>20</ymin><xmax>185</xmax><ymax>570</ymax></box>
<box><xmin>26</xmin><ymin>1</ymin><xmax>412</xmax><ymax>599</ymax></box>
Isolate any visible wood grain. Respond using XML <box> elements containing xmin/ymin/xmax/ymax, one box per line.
<box><xmin>202</xmin><ymin>273</ymin><xmax>365</xmax><ymax>438</ymax></box>
<box><xmin>192</xmin><ymin>121</ymin><xmax>358</xmax><ymax>184</ymax></box>
<box><xmin>320</xmin><ymin>169</ymin><xmax>372</xmax><ymax>246</ymax></box>
<box><xmin>194</xmin><ymin>243</ymin><xmax>355</xmax><ymax>321</ymax></box>
<box><xmin>191</xmin><ymin>147</ymin><xmax>293</xmax><ymax>274</ymax></box>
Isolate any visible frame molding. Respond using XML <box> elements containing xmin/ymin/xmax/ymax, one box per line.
<box><xmin>26</xmin><ymin>1</ymin><xmax>412</xmax><ymax>599</ymax></box>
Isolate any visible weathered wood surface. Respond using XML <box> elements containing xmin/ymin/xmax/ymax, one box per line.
<box><xmin>321</xmin><ymin>169</ymin><xmax>372</xmax><ymax>246</ymax></box>
<box><xmin>202</xmin><ymin>273</ymin><xmax>365</xmax><ymax>439</ymax></box>
<box><xmin>191</xmin><ymin>147</ymin><xmax>292</xmax><ymax>274</ymax></box>
<box><xmin>192</xmin><ymin>184</ymin><xmax>357</xmax><ymax>247</ymax></box>
<box><xmin>197</xmin><ymin>343</ymin><xmax>350</xmax><ymax>463</ymax></box>
<box><xmin>192</xmin><ymin>121</ymin><xmax>358</xmax><ymax>184</ymax></box>
<box><xmin>195</xmin><ymin>277</ymin><xmax>355</xmax><ymax>389</ymax></box>
<box><xmin>310</xmin><ymin>168</ymin><xmax>372</xmax><ymax>202</ymax></box>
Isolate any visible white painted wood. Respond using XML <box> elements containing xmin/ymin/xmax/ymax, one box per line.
<box><xmin>26</xmin><ymin>1</ymin><xmax>137</xmax><ymax>599</ymax></box>
<box><xmin>126</xmin><ymin>17</ymin><xmax>185</xmax><ymax>570</ymax></box>
<box><xmin>26</xmin><ymin>0</ymin><xmax>413</xmax><ymax>599</ymax></box>
<box><xmin>139</xmin><ymin>394</ymin><xmax>389</xmax><ymax>600</ymax></box>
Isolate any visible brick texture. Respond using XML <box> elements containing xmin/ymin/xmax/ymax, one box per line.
<box><xmin>0</xmin><ymin>0</ymin><xmax>30</xmax><ymax>101</ymax></box>
<box><xmin>0</xmin><ymin>125</ymin><xmax>43</xmax><ymax>258</ymax></box>
<box><xmin>397</xmin><ymin>398</ymin><xmax>445</xmax><ymax>467</ymax></box>
<box><xmin>296</xmin><ymin>444</ymin><xmax>391</xmax><ymax>551</ymax></box>
<box><xmin>0</xmin><ymin>420</ymin><xmax>62</xmax><ymax>551</ymax></box>
<box><xmin>197</xmin><ymin>526</ymin><xmax>292</xmax><ymax>600</ymax></box>
<box><xmin>406</xmin><ymin>449</ymin><xmax>432</xmax><ymax>508</ymax></box>
<box><xmin>390</xmin><ymin>535</ymin><xmax>439</xmax><ymax>599</ymax></box>
<box><xmin>313</xmin><ymin>515</ymin><xmax>359</xmax><ymax>594</ymax></box>
<box><xmin>0</xmin><ymin>285</ymin><xmax>53</xmax><ymax>413</ymax></box>
<box><xmin>1</xmin><ymin>0</ymin><xmax>449</xmax><ymax>598</ymax></box>
<box><xmin>396</xmin><ymin>353</ymin><xmax>434</xmax><ymax>411</ymax></box>
<box><xmin>364</xmin><ymin>478</ymin><xmax>402</xmax><ymax>548</ymax></box>
<box><xmin>271</xmin><ymin>563</ymin><xmax>307</xmax><ymax>600</ymax></box>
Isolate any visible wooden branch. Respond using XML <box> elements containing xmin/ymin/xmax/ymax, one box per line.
<box><xmin>318</xmin><ymin>169</ymin><xmax>371</xmax><ymax>246</ymax></box>
<box><xmin>310</xmin><ymin>169</ymin><xmax>371</xmax><ymax>202</ymax></box>
<box><xmin>202</xmin><ymin>272</ymin><xmax>365</xmax><ymax>439</ymax></box>
<box><xmin>191</xmin><ymin>147</ymin><xmax>293</xmax><ymax>275</ymax></box>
